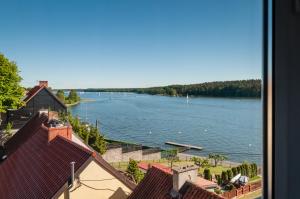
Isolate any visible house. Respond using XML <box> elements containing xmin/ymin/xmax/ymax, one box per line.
<box><xmin>128</xmin><ymin>165</ymin><xmax>223</xmax><ymax>199</ymax></box>
<box><xmin>5</xmin><ymin>81</ymin><xmax>67</xmax><ymax>129</ymax></box>
<box><xmin>0</xmin><ymin>111</ymin><xmax>135</xmax><ymax>199</ymax></box>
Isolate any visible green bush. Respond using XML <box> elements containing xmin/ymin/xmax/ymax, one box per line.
<box><xmin>231</xmin><ymin>167</ymin><xmax>237</xmax><ymax>176</ymax></box>
<box><xmin>250</xmin><ymin>163</ymin><xmax>258</xmax><ymax>177</ymax></box>
<box><xmin>214</xmin><ymin>188</ymin><xmax>222</xmax><ymax>194</ymax></box>
<box><xmin>224</xmin><ymin>183</ymin><xmax>235</xmax><ymax>191</ymax></box>
<box><xmin>227</xmin><ymin>169</ymin><xmax>233</xmax><ymax>180</ymax></box>
<box><xmin>64</xmin><ymin>112</ymin><xmax>107</xmax><ymax>154</ymax></box>
<box><xmin>204</xmin><ymin>168</ymin><xmax>212</xmax><ymax>181</ymax></box>
<box><xmin>221</xmin><ymin>171</ymin><xmax>228</xmax><ymax>182</ymax></box>
<box><xmin>215</xmin><ymin>174</ymin><xmax>222</xmax><ymax>185</ymax></box>
<box><xmin>5</xmin><ymin>122</ymin><xmax>13</xmax><ymax>136</ymax></box>
<box><xmin>127</xmin><ymin>159</ymin><xmax>144</xmax><ymax>183</ymax></box>
<box><xmin>237</xmin><ymin>166</ymin><xmax>241</xmax><ymax>174</ymax></box>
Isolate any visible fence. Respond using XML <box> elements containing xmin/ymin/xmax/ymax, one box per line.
<box><xmin>110</xmin><ymin>159</ymin><xmax>169</xmax><ymax>171</ymax></box>
<box><xmin>222</xmin><ymin>180</ymin><xmax>262</xmax><ymax>198</ymax></box>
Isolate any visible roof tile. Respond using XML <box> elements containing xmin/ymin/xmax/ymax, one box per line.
<box><xmin>129</xmin><ymin>167</ymin><xmax>223</xmax><ymax>199</ymax></box>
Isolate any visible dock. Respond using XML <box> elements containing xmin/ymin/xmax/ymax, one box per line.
<box><xmin>165</xmin><ymin>141</ymin><xmax>203</xmax><ymax>150</ymax></box>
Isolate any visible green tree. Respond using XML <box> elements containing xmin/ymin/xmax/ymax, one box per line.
<box><xmin>56</xmin><ymin>90</ymin><xmax>65</xmax><ymax>102</ymax></box>
<box><xmin>191</xmin><ymin>157</ymin><xmax>209</xmax><ymax>167</ymax></box>
<box><xmin>221</xmin><ymin>171</ymin><xmax>228</xmax><ymax>182</ymax></box>
<box><xmin>65</xmin><ymin>113</ymin><xmax>106</xmax><ymax>154</ymax></box>
<box><xmin>215</xmin><ymin>174</ymin><xmax>222</xmax><ymax>185</ymax></box>
<box><xmin>203</xmin><ymin>168</ymin><xmax>212</xmax><ymax>181</ymax></box>
<box><xmin>67</xmin><ymin>89</ymin><xmax>80</xmax><ymax>103</ymax></box>
<box><xmin>231</xmin><ymin>167</ymin><xmax>237</xmax><ymax>176</ymax></box>
<box><xmin>163</xmin><ymin>149</ymin><xmax>178</xmax><ymax>169</ymax></box>
<box><xmin>227</xmin><ymin>169</ymin><xmax>233</xmax><ymax>180</ymax></box>
<box><xmin>208</xmin><ymin>153</ymin><xmax>228</xmax><ymax>167</ymax></box>
<box><xmin>127</xmin><ymin>159</ymin><xmax>144</xmax><ymax>183</ymax></box>
<box><xmin>0</xmin><ymin>53</ymin><xmax>25</xmax><ymax>113</ymax></box>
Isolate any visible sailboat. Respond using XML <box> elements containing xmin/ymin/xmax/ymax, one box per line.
<box><xmin>186</xmin><ymin>94</ymin><xmax>189</xmax><ymax>103</ymax></box>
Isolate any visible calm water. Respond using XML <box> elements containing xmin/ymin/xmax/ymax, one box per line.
<box><xmin>70</xmin><ymin>92</ymin><xmax>262</xmax><ymax>164</ymax></box>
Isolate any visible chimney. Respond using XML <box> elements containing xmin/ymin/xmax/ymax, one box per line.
<box><xmin>172</xmin><ymin>165</ymin><xmax>199</xmax><ymax>192</ymax></box>
<box><xmin>39</xmin><ymin>81</ymin><xmax>48</xmax><ymax>87</ymax></box>
<box><xmin>47</xmin><ymin>121</ymin><xmax>72</xmax><ymax>142</ymax></box>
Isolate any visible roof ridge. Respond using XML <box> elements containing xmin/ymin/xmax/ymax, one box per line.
<box><xmin>24</xmin><ymin>85</ymin><xmax>45</xmax><ymax>102</ymax></box>
<box><xmin>55</xmin><ymin>135</ymin><xmax>94</xmax><ymax>156</ymax></box>
<box><xmin>150</xmin><ymin>165</ymin><xmax>173</xmax><ymax>175</ymax></box>
<box><xmin>56</xmin><ymin>135</ymin><xmax>136</xmax><ymax>190</ymax></box>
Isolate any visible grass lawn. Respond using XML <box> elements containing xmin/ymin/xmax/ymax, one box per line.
<box><xmin>198</xmin><ymin>166</ymin><xmax>232</xmax><ymax>176</ymax></box>
<box><xmin>249</xmin><ymin>176</ymin><xmax>262</xmax><ymax>183</ymax></box>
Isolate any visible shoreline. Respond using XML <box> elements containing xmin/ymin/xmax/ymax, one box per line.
<box><xmin>76</xmin><ymin>91</ymin><xmax>261</xmax><ymax>99</ymax></box>
<box><xmin>66</xmin><ymin>98</ymin><xmax>96</xmax><ymax>107</ymax></box>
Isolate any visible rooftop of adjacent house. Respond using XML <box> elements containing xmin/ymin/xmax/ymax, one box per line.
<box><xmin>138</xmin><ymin>162</ymin><xmax>172</xmax><ymax>174</ymax></box>
<box><xmin>128</xmin><ymin>166</ymin><xmax>223</xmax><ymax>199</ymax></box>
<box><xmin>0</xmin><ymin>112</ymin><xmax>135</xmax><ymax>199</ymax></box>
<box><xmin>195</xmin><ymin>177</ymin><xmax>219</xmax><ymax>189</ymax></box>
<box><xmin>137</xmin><ymin>162</ymin><xmax>218</xmax><ymax>190</ymax></box>
<box><xmin>22</xmin><ymin>80</ymin><xmax>66</xmax><ymax>108</ymax></box>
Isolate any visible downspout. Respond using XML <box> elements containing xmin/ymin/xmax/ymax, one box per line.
<box><xmin>67</xmin><ymin>162</ymin><xmax>75</xmax><ymax>199</ymax></box>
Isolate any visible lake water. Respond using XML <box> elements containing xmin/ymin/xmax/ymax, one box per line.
<box><xmin>70</xmin><ymin>92</ymin><xmax>262</xmax><ymax>164</ymax></box>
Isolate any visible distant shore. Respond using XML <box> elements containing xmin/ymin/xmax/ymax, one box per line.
<box><xmin>58</xmin><ymin>79</ymin><xmax>262</xmax><ymax>98</ymax></box>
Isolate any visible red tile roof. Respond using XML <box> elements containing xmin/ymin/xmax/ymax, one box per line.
<box><xmin>129</xmin><ymin>166</ymin><xmax>173</xmax><ymax>199</ymax></box>
<box><xmin>195</xmin><ymin>177</ymin><xmax>219</xmax><ymax>189</ymax></box>
<box><xmin>0</xmin><ymin>126</ymin><xmax>91</xmax><ymax>199</ymax></box>
<box><xmin>0</xmin><ymin>113</ymin><xmax>135</xmax><ymax>198</ymax></box>
<box><xmin>128</xmin><ymin>167</ymin><xmax>223</xmax><ymax>199</ymax></box>
<box><xmin>4</xmin><ymin>113</ymin><xmax>48</xmax><ymax>155</ymax></box>
<box><xmin>180</xmin><ymin>182</ymin><xmax>223</xmax><ymax>199</ymax></box>
<box><xmin>138</xmin><ymin>162</ymin><xmax>172</xmax><ymax>174</ymax></box>
<box><xmin>23</xmin><ymin>85</ymin><xmax>44</xmax><ymax>102</ymax></box>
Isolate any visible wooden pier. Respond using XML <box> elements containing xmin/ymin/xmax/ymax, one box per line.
<box><xmin>165</xmin><ymin>141</ymin><xmax>203</xmax><ymax>150</ymax></box>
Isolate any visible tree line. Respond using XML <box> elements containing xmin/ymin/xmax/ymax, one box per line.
<box><xmin>56</xmin><ymin>89</ymin><xmax>80</xmax><ymax>105</ymax></box>
<box><xmin>75</xmin><ymin>79</ymin><xmax>261</xmax><ymax>98</ymax></box>
<box><xmin>133</xmin><ymin>80</ymin><xmax>261</xmax><ymax>98</ymax></box>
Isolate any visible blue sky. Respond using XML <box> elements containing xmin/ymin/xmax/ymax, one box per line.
<box><xmin>0</xmin><ymin>0</ymin><xmax>262</xmax><ymax>89</ymax></box>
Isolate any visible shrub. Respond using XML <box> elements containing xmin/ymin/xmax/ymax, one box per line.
<box><xmin>224</xmin><ymin>183</ymin><xmax>235</xmax><ymax>191</ymax></box>
<box><xmin>221</xmin><ymin>171</ymin><xmax>228</xmax><ymax>182</ymax></box>
<box><xmin>214</xmin><ymin>188</ymin><xmax>222</xmax><ymax>194</ymax></box>
<box><xmin>204</xmin><ymin>168</ymin><xmax>212</xmax><ymax>181</ymax></box>
<box><xmin>227</xmin><ymin>169</ymin><xmax>233</xmax><ymax>180</ymax></box>
<box><xmin>5</xmin><ymin>122</ymin><xmax>13</xmax><ymax>137</ymax></box>
<box><xmin>66</xmin><ymin>113</ymin><xmax>106</xmax><ymax>154</ymax></box>
<box><xmin>245</xmin><ymin>164</ymin><xmax>250</xmax><ymax>177</ymax></box>
<box><xmin>127</xmin><ymin>159</ymin><xmax>144</xmax><ymax>183</ymax></box>
<box><xmin>237</xmin><ymin>166</ymin><xmax>241</xmax><ymax>174</ymax></box>
<box><xmin>215</xmin><ymin>174</ymin><xmax>222</xmax><ymax>185</ymax></box>
<box><xmin>231</xmin><ymin>167</ymin><xmax>237</xmax><ymax>176</ymax></box>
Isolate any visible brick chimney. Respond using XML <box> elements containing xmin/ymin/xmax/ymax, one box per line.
<box><xmin>47</xmin><ymin>122</ymin><xmax>72</xmax><ymax>142</ymax></box>
<box><xmin>39</xmin><ymin>81</ymin><xmax>48</xmax><ymax>87</ymax></box>
<box><xmin>172</xmin><ymin>165</ymin><xmax>199</xmax><ymax>192</ymax></box>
